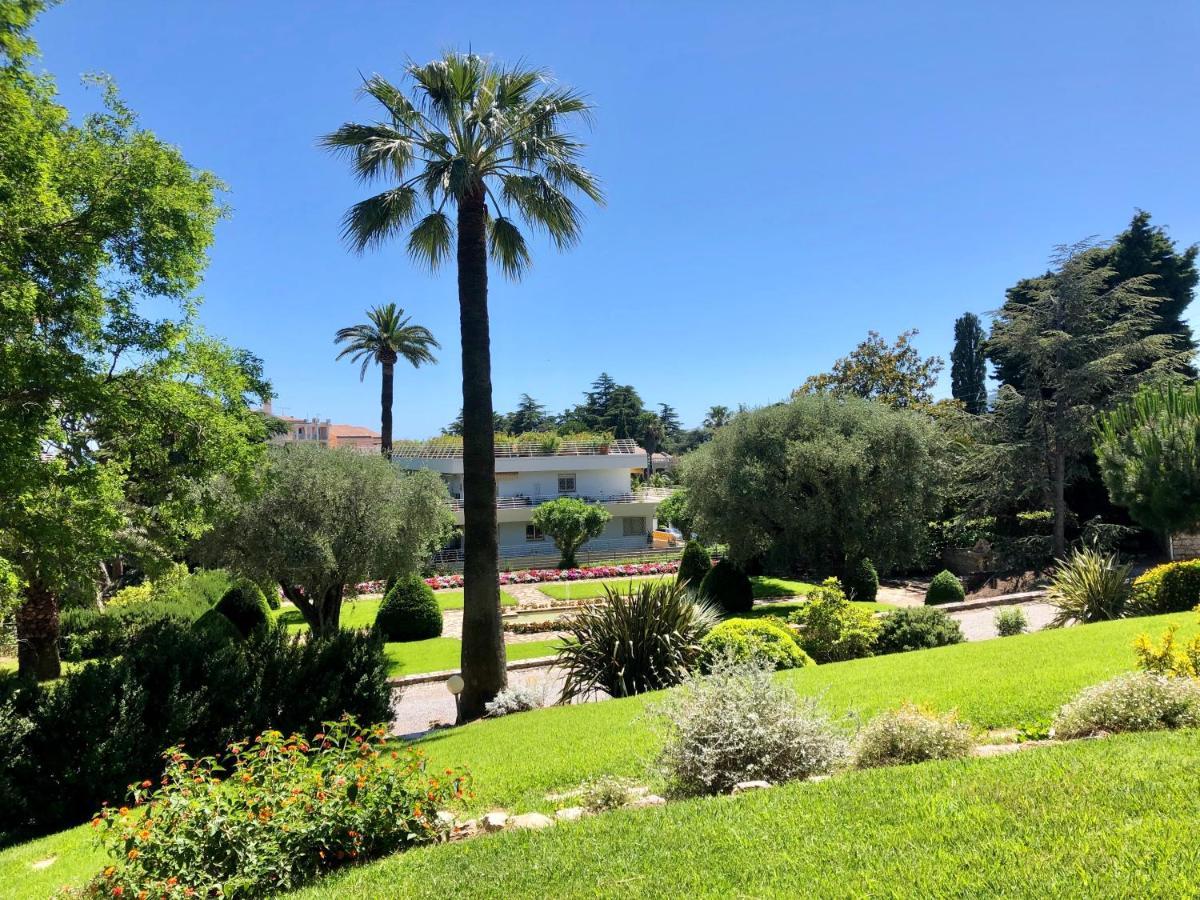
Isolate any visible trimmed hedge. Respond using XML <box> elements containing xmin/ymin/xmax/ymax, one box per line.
<box><xmin>376</xmin><ymin>574</ymin><xmax>442</xmax><ymax>642</ymax></box>
<box><xmin>1130</xmin><ymin>559</ymin><xmax>1200</xmax><ymax>615</ymax></box>
<box><xmin>925</xmin><ymin>570</ymin><xmax>966</xmax><ymax>605</ymax></box>
<box><xmin>213</xmin><ymin>582</ymin><xmax>271</xmax><ymax>637</ymax></box>
<box><xmin>875</xmin><ymin>607</ymin><xmax>965</xmax><ymax>654</ymax></box>
<box><xmin>843</xmin><ymin>558</ymin><xmax>879</xmax><ymax>603</ymax></box>
<box><xmin>676</xmin><ymin>541</ymin><xmax>712</xmax><ymax>591</ymax></box>
<box><xmin>699</xmin><ymin>559</ymin><xmax>754</xmax><ymax>614</ymax></box>
<box><xmin>700</xmin><ymin>618</ymin><xmax>812</xmax><ymax>670</ymax></box>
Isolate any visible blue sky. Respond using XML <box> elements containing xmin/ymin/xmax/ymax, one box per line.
<box><xmin>32</xmin><ymin>1</ymin><xmax>1200</xmax><ymax>436</ymax></box>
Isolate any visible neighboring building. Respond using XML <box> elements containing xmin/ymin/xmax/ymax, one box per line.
<box><xmin>391</xmin><ymin>437</ymin><xmax>671</xmax><ymax>564</ymax></box>
<box><xmin>265</xmin><ymin>401</ymin><xmax>381</xmax><ymax>453</ymax></box>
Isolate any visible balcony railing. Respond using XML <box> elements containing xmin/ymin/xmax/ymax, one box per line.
<box><xmin>447</xmin><ymin>487</ymin><xmax>673</xmax><ymax>512</ymax></box>
<box><xmin>392</xmin><ymin>438</ymin><xmax>641</xmax><ymax>460</ymax></box>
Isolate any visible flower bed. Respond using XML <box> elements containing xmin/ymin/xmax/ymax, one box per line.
<box><xmin>352</xmin><ymin>562</ymin><xmax>679</xmax><ymax>596</ymax></box>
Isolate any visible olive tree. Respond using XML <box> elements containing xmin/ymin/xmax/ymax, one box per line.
<box><xmin>680</xmin><ymin>395</ymin><xmax>943</xmax><ymax>576</ymax></box>
<box><xmin>530</xmin><ymin>497</ymin><xmax>611</xmax><ymax>569</ymax></box>
<box><xmin>199</xmin><ymin>445</ymin><xmax>454</xmax><ymax>636</ymax></box>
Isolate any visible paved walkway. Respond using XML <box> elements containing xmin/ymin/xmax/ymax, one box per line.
<box><xmin>950</xmin><ymin>600</ymin><xmax>1057</xmax><ymax>640</ymax></box>
<box><xmin>392</xmin><ymin>665</ymin><xmax>568</xmax><ymax>736</ymax></box>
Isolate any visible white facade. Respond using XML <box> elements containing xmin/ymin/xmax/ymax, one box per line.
<box><xmin>392</xmin><ymin>439</ymin><xmax>670</xmax><ymax>560</ymax></box>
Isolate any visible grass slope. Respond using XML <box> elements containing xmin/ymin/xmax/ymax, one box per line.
<box><xmin>292</xmin><ymin>731</ymin><xmax>1200</xmax><ymax>898</ymax></box>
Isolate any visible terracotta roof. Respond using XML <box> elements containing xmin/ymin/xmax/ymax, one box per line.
<box><xmin>329</xmin><ymin>424</ymin><xmax>380</xmax><ymax>439</ymax></box>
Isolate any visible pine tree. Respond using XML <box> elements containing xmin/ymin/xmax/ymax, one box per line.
<box><xmin>950</xmin><ymin>313</ymin><xmax>988</xmax><ymax>414</ymax></box>
<box><xmin>507</xmin><ymin>394</ymin><xmax>548</xmax><ymax>434</ymax></box>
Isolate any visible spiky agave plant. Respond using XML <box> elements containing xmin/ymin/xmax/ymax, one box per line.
<box><xmin>558</xmin><ymin>581</ymin><xmax>721</xmax><ymax>703</ymax></box>
<box><xmin>1046</xmin><ymin>547</ymin><xmax>1131</xmax><ymax>627</ymax></box>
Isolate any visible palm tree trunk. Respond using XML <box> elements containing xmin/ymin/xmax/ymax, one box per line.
<box><xmin>380</xmin><ymin>358</ymin><xmax>395</xmax><ymax>456</ymax></box>
<box><xmin>16</xmin><ymin>579</ymin><xmax>61</xmax><ymax>681</ymax></box>
<box><xmin>456</xmin><ymin>189</ymin><xmax>506</xmax><ymax>721</ymax></box>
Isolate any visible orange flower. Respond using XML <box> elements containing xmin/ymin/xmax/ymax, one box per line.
<box><xmin>140</xmin><ymin>780</ymin><xmax>152</xmax><ymax>789</ymax></box>
<box><xmin>118</xmin><ymin>807</ymin><xmax>129</xmax><ymax>816</ymax></box>
<box><xmin>166</xmin><ymin>877</ymin><xmax>177</xmax><ymax>886</ymax></box>
<box><xmin>112</xmin><ymin>888</ymin><xmax>123</xmax><ymax>897</ymax></box>
<box><xmin>139</xmin><ymin>830</ymin><xmax>150</xmax><ymax>841</ymax></box>
<box><xmin>127</xmin><ymin>849</ymin><xmax>139</xmax><ymax>860</ymax></box>
<box><xmin>91</xmin><ymin>819</ymin><xmax>101</xmax><ymax>829</ymax></box>
<box><xmin>104</xmin><ymin>867</ymin><xmax>116</xmax><ymax>877</ymax></box>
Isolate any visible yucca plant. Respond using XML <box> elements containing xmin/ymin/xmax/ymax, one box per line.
<box><xmin>1045</xmin><ymin>547</ymin><xmax>1131</xmax><ymax>627</ymax></box>
<box><xmin>558</xmin><ymin>581</ymin><xmax>720</xmax><ymax>703</ymax></box>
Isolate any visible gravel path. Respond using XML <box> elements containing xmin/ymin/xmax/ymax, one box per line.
<box><xmin>392</xmin><ymin>665</ymin><xmax>568</xmax><ymax>736</ymax></box>
<box><xmin>949</xmin><ymin>600</ymin><xmax>1058</xmax><ymax>640</ymax></box>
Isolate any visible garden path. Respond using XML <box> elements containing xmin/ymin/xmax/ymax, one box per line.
<box><xmin>392</xmin><ymin>665</ymin><xmax>569</xmax><ymax>736</ymax></box>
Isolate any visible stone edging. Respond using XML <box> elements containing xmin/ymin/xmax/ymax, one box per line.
<box><xmin>389</xmin><ymin>655</ymin><xmax>558</xmax><ymax>688</ymax></box>
<box><xmin>932</xmin><ymin>590</ymin><xmax>1047</xmax><ymax>613</ymax></box>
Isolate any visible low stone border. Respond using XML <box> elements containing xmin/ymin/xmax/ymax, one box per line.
<box><xmin>932</xmin><ymin>590</ymin><xmax>1047</xmax><ymax>613</ymax></box>
<box><xmin>389</xmin><ymin>655</ymin><xmax>558</xmax><ymax>688</ymax></box>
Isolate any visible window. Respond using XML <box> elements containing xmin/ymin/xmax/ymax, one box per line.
<box><xmin>557</xmin><ymin>473</ymin><xmax>576</xmax><ymax>494</ymax></box>
<box><xmin>525</xmin><ymin>525</ymin><xmax>544</xmax><ymax>542</ymax></box>
<box><xmin>623</xmin><ymin>516</ymin><xmax>646</xmax><ymax>537</ymax></box>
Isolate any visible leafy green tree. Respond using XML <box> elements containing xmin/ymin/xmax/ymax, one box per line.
<box><xmin>198</xmin><ymin>445</ymin><xmax>454</xmax><ymax>637</ymax></box>
<box><xmin>507</xmin><ymin>393</ymin><xmax>549</xmax><ymax>434</ymax></box>
<box><xmin>1095</xmin><ymin>382</ymin><xmax>1200</xmax><ymax>556</ymax></box>
<box><xmin>334</xmin><ymin>303</ymin><xmax>439</xmax><ymax>455</ymax></box>
<box><xmin>796</xmin><ymin>330</ymin><xmax>944</xmax><ymax>409</ymax></box>
<box><xmin>1</xmin><ymin>7</ymin><xmax>268</xmax><ymax>679</ymax></box>
<box><xmin>950</xmin><ymin>313</ymin><xmax>988</xmax><ymax>414</ymax></box>
<box><xmin>703</xmin><ymin>405</ymin><xmax>731</xmax><ymax>430</ymax></box>
<box><xmin>323</xmin><ymin>53</ymin><xmax>602</xmax><ymax>720</ymax></box>
<box><xmin>657</xmin><ymin>489</ymin><xmax>696</xmax><ymax>539</ymax></box>
<box><xmin>986</xmin><ymin>242</ymin><xmax>1193</xmax><ymax>556</ymax></box>
<box><xmin>681</xmin><ymin>395</ymin><xmax>943</xmax><ymax>576</ymax></box>
<box><xmin>529</xmin><ymin>498</ymin><xmax>610</xmax><ymax>569</ymax></box>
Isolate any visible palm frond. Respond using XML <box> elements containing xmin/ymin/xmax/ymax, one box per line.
<box><xmin>407</xmin><ymin>211</ymin><xmax>453</xmax><ymax>270</ymax></box>
<box><xmin>340</xmin><ymin>187</ymin><xmax>421</xmax><ymax>253</ymax></box>
<box><xmin>358</xmin><ymin>74</ymin><xmax>424</xmax><ymax>133</ymax></box>
<box><xmin>500</xmin><ymin>174</ymin><xmax>582</xmax><ymax>248</ymax></box>
<box><xmin>320</xmin><ymin>123</ymin><xmax>414</xmax><ymax>183</ymax></box>
<box><xmin>488</xmin><ymin>216</ymin><xmax>532</xmax><ymax>280</ymax></box>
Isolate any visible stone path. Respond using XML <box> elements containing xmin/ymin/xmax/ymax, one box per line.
<box><xmin>950</xmin><ymin>600</ymin><xmax>1057</xmax><ymax>640</ymax></box>
<box><xmin>392</xmin><ymin>665</ymin><xmax>569</xmax><ymax>736</ymax></box>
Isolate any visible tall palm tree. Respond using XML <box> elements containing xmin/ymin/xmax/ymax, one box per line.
<box><xmin>323</xmin><ymin>53</ymin><xmax>602</xmax><ymax>721</ymax></box>
<box><xmin>704</xmin><ymin>405</ymin><xmax>731</xmax><ymax>429</ymax></box>
<box><xmin>334</xmin><ymin>303</ymin><xmax>439</xmax><ymax>455</ymax></box>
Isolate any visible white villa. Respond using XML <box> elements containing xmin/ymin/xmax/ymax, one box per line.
<box><xmin>391</xmin><ymin>437</ymin><xmax>671</xmax><ymax>566</ymax></box>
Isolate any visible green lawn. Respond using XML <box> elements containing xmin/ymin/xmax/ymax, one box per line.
<box><xmin>537</xmin><ymin>575</ymin><xmax>821</xmax><ymax>602</ymax></box>
<box><xmin>750</xmin><ymin>576</ymin><xmax>818</xmax><ymax>599</ymax></box>
<box><xmin>275</xmin><ymin>590</ymin><xmax>518</xmax><ymax>631</ymax></box>
<box><xmin>384</xmin><ymin>637</ymin><xmax>561</xmax><ymax>678</ymax></box>
<box><xmin>289</xmin><ymin>731</ymin><xmax>1200</xmax><ymax>898</ymax></box>
<box><xmin>5</xmin><ymin>612</ymin><xmax>1194</xmax><ymax>898</ymax></box>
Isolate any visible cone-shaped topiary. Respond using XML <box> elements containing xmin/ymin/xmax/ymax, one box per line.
<box><xmin>677</xmin><ymin>540</ymin><xmax>712</xmax><ymax>591</ymax></box>
<box><xmin>699</xmin><ymin>558</ymin><xmax>754</xmax><ymax>614</ymax></box>
<box><xmin>925</xmin><ymin>570</ymin><xmax>966</xmax><ymax>605</ymax></box>
<box><xmin>213</xmin><ymin>581</ymin><xmax>271</xmax><ymax>636</ymax></box>
<box><xmin>376</xmin><ymin>574</ymin><xmax>443</xmax><ymax>642</ymax></box>
<box><xmin>843</xmin><ymin>558</ymin><xmax>879</xmax><ymax>603</ymax></box>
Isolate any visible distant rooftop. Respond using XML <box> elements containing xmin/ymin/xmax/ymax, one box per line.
<box><xmin>391</xmin><ymin>437</ymin><xmax>640</xmax><ymax>459</ymax></box>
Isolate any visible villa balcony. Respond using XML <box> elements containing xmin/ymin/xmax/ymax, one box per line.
<box><xmin>447</xmin><ymin>486</ymin><xmax>673</xmax><ymax>512</ymax></box>
<box><xmin>392</xmin><ymin>438</ymin><xmax>641</xmax><ymax>460</ymax></box>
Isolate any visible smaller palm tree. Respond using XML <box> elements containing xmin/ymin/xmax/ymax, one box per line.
<box><xmin>704</xmin><ymin>405</ymin><xmax>731</xmax><ymax>430</ymax></box>
<box><xmin>334</xmin><ymin>303</ymin><xmax>439</xmax><ymax>455</ymax></box>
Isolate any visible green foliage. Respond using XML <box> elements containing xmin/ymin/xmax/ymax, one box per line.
<box><xmin>698</xmin><ymin>559</ymin><xmax>753</xmax><ymax>614</ymax></box>
<box><xmin>1133</xmin><ymin>621</ymin><xmax>1200</xmax><ymax>678</ymax></box>
<box><xmin>1046</xmin><ymin>548</ymin><xmax>1130</xmax><ymax>626</ymax></box>
<box><xmin>843</xmin><ymin>557</ymin><xmax>879</xmax><ymax>602</ymax></box>
<box><xmin>60</xmin><ymin>598</ymin><xmax>210</xmax><ymax>661</ymax></box>
<box><xmin>1129</xmin><ymin>559</ymin><xmax>1200</xmax><ymax>615</ymax></box>
<box><xmin>700</xmin><ymin>618</ymin><xmax>812</xmax><ymax>671</ymax></box>
<box><xmin>993</xmin><ymin>606</ymin><xmax>1029</xmax><ymax>637</ymax></box>
<box><xmin>675</xmin><ymin>540</ymin><xmax>711</xmax><ymax>590</ymax></box>
<box><xmin>376</xmin><ymin>574</ymin><xmax>442</xmax><ymax>642</ymax></box>
<box><xmin>654</xmin><ymin>657</ymin><xmax>848</xmax><ymax>796</ymax></box>
<box><xmin>84</xmin><ymin>718</ymin><xmax>468</xmax><ymax>898</ymax></box>
<box><xmin>925</xmin><ymin>570</ymin><xmax>965</xmax><ymax>605</ymax></box>
<box><xmin>875</xmin><ymin>607</ymin><xmax>964</xmax><ymax>654</ymax></box>
<box><xmin>0</xmin><ymin>620</ymin><xmax>391</xmax><ymax>843</ymax></box>
<box><xmin>529</xmin><ymin>497</ymin><xmax>611</xmax><ymax>569</ymax></box>
<box><xmin>197</xmin><ymin>445</ymin><xmax>454</xmax><ymax>636</ymax></box>
<box><xmin>214</xmin><ymin>581</ymin><xmax>270</xmax><ymax>637</ymax></box>
<box><xmin>558</xmin><ymin>581</ymin><xmax>720</xmax><ymax>702</ymax></box>
<box><xmin>681</xmin><ymin>394</ymin><xmax>943</xmax><ymax>576</ymax></box>
<box><xmin>0</xmin><ymin>556</ymin><xmax>23</xmax><ymax>620</ymax></box>
<box><xmin>951</xmin><ymin>313</ymin><xmax>988</xmax><ymax>415</ymax></box>
<box><xmin>796</xmin><ymin>329</ymin><xmax>944</xmax><ymax>410</ymax></box>
<box><xmin>788</xmin><ymin>578</ymin><xmax>881</xmax><ymax>663</ymax></box>
<box><xmin>1095</xmin><ymin>381</ymin><xmax>1200</xmax><ymax>539</ymax></box>
<box><xmin>1052</xmin><ymin>672</ymin><xmax>1200</xmax><ymax>739</ymax></box>
<box><xmin>657</xmin><ymin>489</ymin><xmax>695</xmax><ymax>540</ymax></box>
<box><xmin>853</xmin><ymin>703</ymin><xmax>974</xmax><ymax>768</ymax></box>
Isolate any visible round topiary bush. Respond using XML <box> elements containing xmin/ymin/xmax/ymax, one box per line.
<box><xmin>676</xmin><ymin>540</ymin><xmax>712</xmax><ymax>591</ymax></box>
<box><xmin>375</xmin><ymin>574</ymin><xmax>443</xmax><ymax>642</ymax></box>
<box><xmin>1130</xmin><ymin>559</ymin><xmax>1200</xmax><ymax>615</ymax></box>
<box><xmin>843</xmin><ymin>558</ymin><xmax>879</xmax><ymax>603</ymax></box>
<box><xmin>925</xmin><ymin>570</ymin><xmax>965</xmax><ymax>605</ymax></box>
<box><xmin>699</xmin><ymin>559</ymin><xmax>754</xmax><ymax>614</ymax></box>
<box><xmin>213</xmin><ymin>582</ymin><xmax>271</xmax><ymax>637</ymax></box>
<box><xmin>701</xmin><ymin>618</ymin><xmax>812</xmax><ymax>670</ymax></box>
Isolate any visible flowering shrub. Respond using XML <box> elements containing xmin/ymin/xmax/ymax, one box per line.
<box><xmin>788</xmin><ymin>578</ymin><xmax>881</xmax><ymax>663</ymax></box>
<box><xmin>355</xmin><ymin>562</ymin><xmax>684</xmax><ymax>594</ymax></box>
<box><xmin>484</xmin><ymin>687</ymin><xmax>544</xmax><ymax>718</ymax></box>
<box><xmin>78</xmin><ymin>718</ymin><xmax>470</xmax><ymax>898</ymax></box>
<box><xmin>655</xmin><ymin>656</ymin><xmax>848</xmax><ymax>796</ymax></box>
<box><xmin>1134</xmin><ymin>619</ymin><xmax>1200</xmax><ymax>678</ymax></box>
<box><xmin>1051</xmin><ymin>672</ymin><xmax>1200</xmax><ymax>739</ymax></box>
<box><xmin>502</xmin><ymin>618</ymin><xmax>568</xmax><ymax>634</ymax></box>
<box><xmin>853</xmin><ymin>703</ymin><xmax>975</xmax><ymax>768</ymax></box>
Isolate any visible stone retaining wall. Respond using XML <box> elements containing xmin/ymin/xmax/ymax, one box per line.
<box><xmin>1172</xmin><ymin>532</ymin><xmax>1200</xmax><ymax>559</ymax></box>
